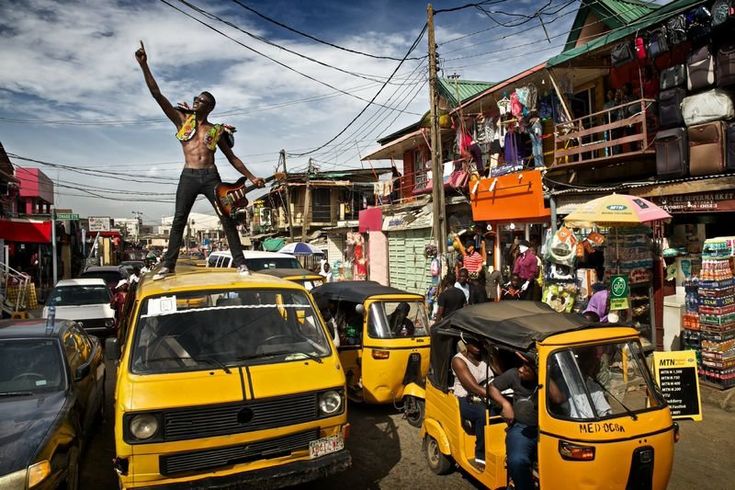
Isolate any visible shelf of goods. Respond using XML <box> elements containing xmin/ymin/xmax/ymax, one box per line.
<box><xmin>691</xmin><ymin>237</ymin><xmax>735</xmax><ymax>389</ymax></box>
<box><xmin>603</xmin><ymin>227</ymin><xmax>654</xmax><ymax>341</ymax></box>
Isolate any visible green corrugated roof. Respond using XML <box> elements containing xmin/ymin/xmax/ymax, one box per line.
<box><xmin>564</xmin><ymin>0</ymin><xmax>659</xmax><ymax>52</ymax></box>
<box><xmin>438</xmin><ymin>78</ymin><xmax>495</xmax><ymax>107</ymax></box>
<box><xmin>550</xmin><ymin>0</ymin><xmax>705</xmax><ymax>67</ymax></box>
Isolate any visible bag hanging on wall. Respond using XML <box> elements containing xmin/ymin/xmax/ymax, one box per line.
<box><xmin>726</xmin><ymin>122</ymin><xmax>735</xmax><ymax>170</ymax></box>
<box><xmin>688</xmin><ymin>121</ymin><xmax>726</xmax><ymax>176</ymax></box>
<box><xmin>717</xmin><ymin>40</ymin><xmax>735</xmax><ymax>87</ymax></box>
<box><xmin>681</xmin><ymin>89</ymin><xmax>735</xmax><ymax>127</ymax></box>
<box><xmin>660</xmin><ymin>64</ymin><xmax>687</xmax><ymax>90</ymax></box>
<box><xmin>666</xmin><ymin>14</ymin><xmax>688</xmax><ymax>45</ymax></box>
<box><xmin>712</xmin><ymin>0</ymin><xmax>735</xmax><ymax>28</ymax></box>
<box><xmin>647</xmin><ymin>27</ymin><xmax>669</xmax><ymax>58</ymax></box>
<box><xmin>611</xmin><ymin>42</ymin><xmax>635</xmax><ymax>67</ymax></box>
<box><xmin>658</xmin><ymin>88</ymin><xmax>687</xmax><ymax>129</ymax></box>
<box><xmin>687</xmin><ymin>45</ymin><xmax>716</xmax><ymax>91</ymax></box>
<box><xmin>686</xmin><ymin>5</ymin><xmax>713</xmax><ymax>45</ymax></box>
<box><xmin>655</xmin><ymin>128</ymin><xmax>689</xmax><ymax>179</ymax></box>
<box><xmin>635</xmin><ymin>35</ymin><xmax>647</xmax><ymax>60</ymax></box>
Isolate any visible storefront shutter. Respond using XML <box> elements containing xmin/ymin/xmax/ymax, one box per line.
<box><xmin>388</xmin><ymin>229</ymin><xmax>432</xmax><ymax>295</ymax></box>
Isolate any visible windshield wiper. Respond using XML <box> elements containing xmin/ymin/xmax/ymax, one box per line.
<box><xmin>238</xmin><ymin>350</ymin><xmax>323</xmax><ymax>364</ymax></box>
<box><xmin>590</xmin><ymin>376</ymin><xmax>638</xmax><ymax>421</ymax></box>
<box><xmin>0</xmin><ymin>391</ymin><xmax>34</xmax><ymax>397</ymax></box>
<box><xmin>144</xmin><ymin>356</ymin><xmax>232</xmax><ymax>374</ymax></box>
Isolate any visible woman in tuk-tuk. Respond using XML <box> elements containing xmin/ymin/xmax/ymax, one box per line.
<box><xmin>422</xmin><ymin>301</ymin><xmax>677</xmax><ymax>490</ymax></box>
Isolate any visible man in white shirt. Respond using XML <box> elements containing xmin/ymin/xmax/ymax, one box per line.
<box><xmin>454</xmin><ymin>268</ymin><xmax>471</xmax><ymax>303</ymax></box>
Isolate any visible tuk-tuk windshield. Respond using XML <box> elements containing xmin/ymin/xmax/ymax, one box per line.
<box><xmin>367</xmin><ymin>301</ymin><xmax>429</xmax><ymax>339</ymax></box>
<box><xmin>131</xmin><ymin>288</ymin><xmax>331</xmax><ymax>374</ymax></box>
<box><xmin>547</xmin><ymin>341</ymin><xmax>664</xmax><ymax>421</ymax></box>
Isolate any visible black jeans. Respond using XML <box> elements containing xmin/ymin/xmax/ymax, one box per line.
<box><xmin>162</xmin><ymin>167</ymin><xmax>245</xmax><ymax>270</ymax></box>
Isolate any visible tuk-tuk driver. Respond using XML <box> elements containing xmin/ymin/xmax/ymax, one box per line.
<box><xmin>489</xmin><ymin>352</ymin><xmax>565</xmax><ymax>490</ymax></box>
<box><xmin>451</xmin><ymin>336</ymin><xmax>494</xmax><ymax>469</ymax></box>
<box><xmin>388</xmin><ymin>302</ymin><xmax>415</xmax><ymax>337</ymax></box>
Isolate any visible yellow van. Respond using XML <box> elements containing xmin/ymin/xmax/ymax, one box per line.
<box><xmin>106</xmin><ymin>269</ymin><xmax>350</xmax><ymax>489</ymax></box>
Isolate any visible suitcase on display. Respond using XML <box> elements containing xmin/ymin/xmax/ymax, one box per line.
<box><xmin>688</xmin><ymin>121</ymin><xmax>727</xmax><ymax>176</ymax></box>
<box><xmin>717</xmin><ymin>41</ymin><xmax>735</xmax><ymax>87</ymax></box>
<box><xmin>660</xmin><ymin>64</ymin><xmax>687</xmax><ymax>90</ymax></box>
<box><xmin>655</xmin><ymin>128</ymin><xmax>689</xmax><ymax>178</ymax></box>
<box><xmin>687</xmin><ymin>45</ymin><xmax>716</xmax><ymax>91</ymax></box>
<box><xmin>681</xmin><ymin>89</ymin><xmax>735</xmax><ymax>126</ymax></box>
<box><xmin>658</xmin><ymin>88</ymin><xmax>686</xmax><ymax>128</ymax></box>
<box><xmin>727</xmin><ymin>122</ymin><xmax>735</xmax><ymax>170</ymax></box>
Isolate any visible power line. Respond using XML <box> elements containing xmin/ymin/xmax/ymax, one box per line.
<box><xmin>228</xmin><ymin>0</ymin><xmax>425</xmax><ymax>62</ymax></box>
<box><xmin>175</xmin><ymin>0</ymin><xmax>407</xmax><ymax>85</ymax></box>
<box><xmin>159</xmin><ymin>0</ymin><xmax>422</xmax><ymax>116</ymax></box>
<box><xmin>287</xmin><ymin>23</ymin><xmax>428</xmax><ymax>158</ymax></box>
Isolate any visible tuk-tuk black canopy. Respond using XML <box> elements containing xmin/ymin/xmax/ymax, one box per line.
<box><xmin>432</xmin><ymin>301</ymin><xmax>592</xmax><ymax>352</ymax></box>
<box><xmin>430</xmin><ymin>301</ymin><xmax>596</xmax><ymax>392</ymax></box>
<box><xmin>311</xmin><ymin>281</ymin><xmax>423</xmax><ymax>304</ymax></box>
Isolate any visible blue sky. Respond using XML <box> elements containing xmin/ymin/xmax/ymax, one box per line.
<box><xmin>0</xmin><ymin>0</ymin><xmax>615</xmax><ymax>222</ymax></box>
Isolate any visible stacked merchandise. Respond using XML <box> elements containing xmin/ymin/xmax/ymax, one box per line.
<box><xmin>541</xmin><ymin>226</ymin><xmax>578</xmax><ymax>313</ymax></box>
<box><xmin>653</xmin><ymin>5</ymin><xmax>735</xmax><ymax>179</ymax></box>
<box><xmin>697</xmin><ymin>237</ymin><xmax>735</xmax><ymax>389</ymax></box>
<box><xmin>681</xmin><ymin>278</ymin><xmax>701</xmax><ymax>365</ymax></box>
<box><xmin>603</xmin><ymin>227</ymin><xmax>653</xmax><ymax>338</ymax></box>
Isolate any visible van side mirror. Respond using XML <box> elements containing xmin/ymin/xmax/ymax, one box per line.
<box><xmin>105</xmin><ymin>337</ymin><xmax>120</xmax><ymax>361</ymax></box>
<box><xmin>74</xmin><ymin>363</ymin><xmax>91</xmax><ymax>381</ymax></box>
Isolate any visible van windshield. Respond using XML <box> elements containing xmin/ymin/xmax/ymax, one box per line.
<box><xmin>244</xmin><ymin>257</ymin><xmax>302</xmax><ymax>270</ymax></box>
<box><xmin>546</xmin><ymin>341</ymin><xmax>665</xmax><ymax>421</ymax></box>
<box><xmin>367</xmin><ymin>301</ymin><xmax>429</xmax><ymax>338</ymax></box>
<box><xmin>131</xmin><ymin>288</ymin><xmax>331</xmax><ymax>374</ymax></box>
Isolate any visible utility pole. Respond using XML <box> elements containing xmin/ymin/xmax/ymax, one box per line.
<box><xmin>301</xmin><ymin>158</ymin><xmax>314</xmax><ymax>242</ymax></box>
<box><xmin>428</xmin><ymin>4</ymin><xmax>447</xmax><ymax>256</ymax></box>
<box><xmin>280</xmin><ymin>150</ymin><xmax>295</xmax><ymax>242</ymax></box>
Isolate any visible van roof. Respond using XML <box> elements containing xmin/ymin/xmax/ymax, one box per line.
<box><xmin>54</xmin><ymin>278</ymin><xmax>108</xmax><ymax>287</ymax></box>
<box><xmin>136</xmin><ymin>268</ymin><xmax>304</xmax><ymax>297</ymax></box>
<box><xmin>209</xmin><ymin>250</ymin><xmax>296</xmax><ymax>259</ymax></box>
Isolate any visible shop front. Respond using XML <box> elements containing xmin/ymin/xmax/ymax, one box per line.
<box><xmin>381</xmin><ymin>205</ymin><xmax>434</xmax><ymax>295</ymax></box>
<box><xmin>0</xmin><ymin>217</ymin><xmax>52</xmax><ymax>306</ymax></box>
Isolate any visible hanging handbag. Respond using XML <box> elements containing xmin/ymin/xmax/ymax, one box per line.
<box><xmin>611</xmin><ymin>41</ymin><xmax>635</xmax><ymax>67</ymax></box>
<box><xmin>712</xmin><ymin>0</ymin><xmax>735</xmax><ymax>28</ymax></box>
<box><xmin>666</xmin><ymin>14</ymin><xmax>687</xmax><ymax>45</ymax></box>
<box><xmin>647</xmin><ymin>27</ymin><xmax>669</xmax><ymax>58</ymax></box>
<box><xmin>660</xmin><ymin>64</ymin><xmax>687</xmax><ymax>90</ymax></box>
<box><xmin>448</xmin><ymin>169</ymin><xmax>469</xmax><ymax>189</ymax></box>
<box><xmin>687</xmin><ymin>5</ymin><xmax>713</xmax><ymax>45</ymax></box>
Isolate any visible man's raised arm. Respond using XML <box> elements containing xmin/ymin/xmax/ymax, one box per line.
<box><xmin>218</xmin><ymin>140</ymin><xmax>265</xmax><ymax>187</ymax></box>
<box><xmin>135</xmin><ymin>42</ymin><xmax>182</xmax><ymax>127</ymax></box>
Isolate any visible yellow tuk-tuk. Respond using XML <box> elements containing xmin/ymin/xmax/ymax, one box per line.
<box><xmin>311</xmin><ymin>281</ymin><xmax>430</xmax><ymax>420</ymax></box>
<box><xmin>260</xmin><ymin>268</ymin><xmax>325</xmax><ymax>291</ymax></box>
<box><xmin>422</xmin><ymin>301</ymin><xmax>678</xmax><ymax>489</ymax></box>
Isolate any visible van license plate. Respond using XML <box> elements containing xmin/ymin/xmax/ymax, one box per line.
<box><xmin>309</xmin><ymin>435</ymin><xmax>344</xmax><ymax>459</ymax></box>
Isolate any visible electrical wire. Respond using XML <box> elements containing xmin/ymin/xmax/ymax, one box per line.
<box><xmin>175</xmin><ymin>0</ymin><xmax>408</xmax><ymax>85</ymax></box>
<box><xmin>286</xmin><ymin>23</ymin><xmax>428</xmax><ymax>158</ymax></box>
<box><xmin>228</xmin><ymin>0</ymin><xmax>425</xmax><ymax>62</ymax></box>
<box><xmin>159</xmin><ymin>0</ymin><xmax>422</xmax><ymax>116</ymax></box>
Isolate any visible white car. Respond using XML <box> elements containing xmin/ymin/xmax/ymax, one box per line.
<box><xmin>42</xmin><ymin>278</ymin><xmax>116</xmax><ymax>336</ymax></box>
<box><xmin>206</xmin><ymin>250</ymin><xmax>302</xmax><ymax>271</ymax></box>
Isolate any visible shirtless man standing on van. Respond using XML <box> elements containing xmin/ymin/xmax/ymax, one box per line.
<box><xmin>135</xmin><ymin>42</ymin><xmax>265</xmax><ymax>279</ymax></box>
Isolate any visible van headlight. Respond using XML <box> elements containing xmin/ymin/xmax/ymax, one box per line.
<box><xmin>129</xmin><ymin>414</ymin><xmax>159</xmax><ymax>440</ymax></box>
<box><xmin>318</xmin><ymin>390</ymin><xmax>343</xmax><ymax>416</ymax></box>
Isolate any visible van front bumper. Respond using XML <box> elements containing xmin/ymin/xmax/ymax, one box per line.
<box><xmin>132</xmin><ymin>449</ymin><xmax>351</xmax><ymax>490</ymax></box>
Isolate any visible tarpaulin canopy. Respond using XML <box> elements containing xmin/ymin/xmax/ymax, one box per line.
<box><xmin>262</xmin><ymin>237</ymin><xmax>286</xmax><ymax>252</ymax></box>
<box><xmin>0</xmin><ymin>218</ymin><xmax>52</xmax><ymax>243</ymax></box>
<box><xmin>311</xmin><ymin>280</ymin><xmax>423</xmax><ymax>304</ymax></box>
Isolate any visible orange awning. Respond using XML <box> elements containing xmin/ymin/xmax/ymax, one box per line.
<box><xmin>470</xmin><ymin>170</ymin><xmax>550</xmax><ymax>222</ymax></box>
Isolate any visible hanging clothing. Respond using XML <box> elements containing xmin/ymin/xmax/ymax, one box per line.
<box><xmin>497</xmin><ymin>97</ymin><xmax>511</xmax><ymax>116</ymax></box>
<box><xmin>504</xmin><ymin>130</ymin><xmax>521</xmax><ymax>166</ymax></box>
<box><xmin>510</xmin><ymin>92</ymin><xmax>523</xmax><ymax>118</ymax></box>
<box><xmin>529</xmin><ymin>118</ymin><xmax>544</xmax><ymax>167</ymax></box>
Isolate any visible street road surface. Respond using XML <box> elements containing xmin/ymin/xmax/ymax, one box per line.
<box><xmin>81</xmin><ymin>360</ymin><xmax>734</xmax><ymax>489</ymax></box>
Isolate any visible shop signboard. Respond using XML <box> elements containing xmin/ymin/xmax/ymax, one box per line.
<box><xmin>609</xmin><ymin>274</ymin><xmax>629</xmax><ymax>310</ymax></box>
<box><xmin>88</xmin><ymin>216</ymin><xmax>111</xmax><ymax>232</ymax></box>
<box><xmin>651</xmin><ymin>192</ymin><xmax>735</xmax><ymax>213</ymax></box>
<box><xmin>653</xmin><ymin>350</ymin><xmax>702</xmax><ymax>422</ymax></box>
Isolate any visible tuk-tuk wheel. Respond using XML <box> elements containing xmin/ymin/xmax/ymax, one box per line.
<box><xmin>404</xmin><ymin>396</ymin><xmax>425</xmax><ymax>428</ymax></box>
<box><xmin>423</xmin><ymin>435</ymin><xmax>452</xmax><ymax>475</ymax></box>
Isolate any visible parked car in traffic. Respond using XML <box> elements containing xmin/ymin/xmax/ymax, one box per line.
<box><xmin>0</xmin><ymin>317</ymin><xmax>105</xmax><ymax>490</ymax></box>
<box><xmin>206</xmin><ymin>250</ymin><xmax>302</xmax><ymax>270</ymax></box>
<box><xmin>80</xmin><ymin>265</ymin><xmax>130</xmax><ymax>290</ymax></box>
<box><xmin>107</xmin><ymin>268</ymin><xmax>350</xmax><ymax>489</ymax></box>
<box><xmin>43</xmin><ymin>278</ymin><xmax>116</xmax><ymax>336</ymax></box>
<box><xmin>259</xmin><ymin>268</ymin><xmax>325</xmax><ymax>290</ymax></box>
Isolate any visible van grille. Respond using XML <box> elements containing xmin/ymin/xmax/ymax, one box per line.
<box><xmin>159</xmin><ymin>429</ymin><xmax>319</xmax><ymax>476</ymax></box>
<box><xmin>162</xmin><ymin>393</ymin><xmax>318</xmax><ymax>441</ymax></box>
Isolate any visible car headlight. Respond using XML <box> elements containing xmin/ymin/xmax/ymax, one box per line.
<box><xmin>27</xmin><ymin>460</ymin><xmax>51</xmax><ymax>488</ymax></box>
<box><xmin>105</xmin><ymin>318</ymin><xmax>115</xmax><ymax>328</ymax></box>
<box><xmin>129</xmin><ymin>414</ymin><xmax>159</xmax><ymax>440</ymax></box>
<box><xmin>318</xmin><ymin>390</ymin><xmax>343</xmax><ymax>416</ymax></box>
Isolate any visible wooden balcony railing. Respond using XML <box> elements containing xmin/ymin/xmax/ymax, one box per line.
<box><xmin>553</xmin><ymin>98</ymin><xmax>656</xmax><ymax>168</ymax></box>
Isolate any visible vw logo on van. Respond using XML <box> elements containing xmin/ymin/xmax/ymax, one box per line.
<box><xmin>237</xmin><ymin>407</ymin><xmax>254</xmax><ymax>424</ymax></box>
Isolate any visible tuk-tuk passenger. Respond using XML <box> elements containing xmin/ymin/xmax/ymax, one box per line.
<box><xmin>340</xmin><ymin>304</ymin><xmax>363</xmax><ymax>346</ymax></box>
<box><xmin>388</xmin><ymin>302</ymin><xmax>415</xmax><ymax>337</ymax></box>
<box><xmin>488</xmin><ymin>352</ymin><xmax>564</xmax><ymax>490</ymax></box>
<box><xmin>451</xmin><ymin>337</ymin><xmax>494</xmax><ymax>469</ymax></box>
